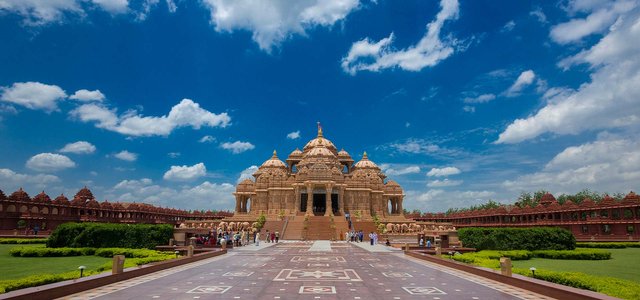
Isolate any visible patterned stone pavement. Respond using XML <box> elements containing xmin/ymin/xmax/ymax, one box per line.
<box><xmin>61</xmin><ymin>241</ymin><xmax>554</xmax><ymax>300</ymax></box>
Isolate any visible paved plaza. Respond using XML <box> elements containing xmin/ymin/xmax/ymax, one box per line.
<box><xmin>62</xmin><ymin>241</ymin><xmax>552</xmax><ymax>300</ymax></box>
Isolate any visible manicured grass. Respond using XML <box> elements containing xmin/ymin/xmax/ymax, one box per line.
<box><xmin>512</xmin><ymin>248</ymin><xmax>640</xmax><ymax>282</ymax></box>
<box><xmin>0</xmin><ymin>244</ymin><xmax>111</xmax><ymax>280</ymax></box>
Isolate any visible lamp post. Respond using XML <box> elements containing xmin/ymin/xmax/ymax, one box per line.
<box><xmin>448</xmin><ymin>251</ymin><xmax>453</xmax><ymax>259</ymax></box>
<box><xmin>175</xmin><ymin>250</ymin><xmax>179</xmax><ymax>258</ymax></box>
<box><xmin>78</xmin><ymin>265</ymin><xmax>86</xmax><ymax>278</ymax></box>
<box><xmin>529</xmin><ymin>267</ymin><xmax>536</xmax><ymax>278</ymax></box>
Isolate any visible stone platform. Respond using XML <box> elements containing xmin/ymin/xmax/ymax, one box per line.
<box><xmin>61</xmin><ymin>241</ymin><xmax>553</xmax><ymax>300</ymax></box>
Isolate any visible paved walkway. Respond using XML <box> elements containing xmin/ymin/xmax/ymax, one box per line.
<box><xmin>61</xmin><ymin>241</ymin><xmax>553</xmax><ymax>300</ymax></box>
<box><xmin>308</xmin><ymin>241</ymin><xmax>332</xmax><ymax>252</ymax></box>
<box><xmin>348</xmin><ymin>241</ymin><xmax>402</xmax><ymax>253</ymax></box>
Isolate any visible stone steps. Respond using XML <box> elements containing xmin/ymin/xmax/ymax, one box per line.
<box><xmin>282</xmin><ymin>216</ymin><xmax>305</xmax><ymax>240</ymax></box>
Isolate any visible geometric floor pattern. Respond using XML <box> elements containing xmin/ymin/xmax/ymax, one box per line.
<box><xmin>60</xmin><ymin>241</ymin><xmax>555</xmax><ymax>300</ymax></box>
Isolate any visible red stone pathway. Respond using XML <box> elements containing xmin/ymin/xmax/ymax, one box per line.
<box><xmin>61</xmin><ymin>241</ymin><xmax>553</xmax><ymax>300</ymax></box>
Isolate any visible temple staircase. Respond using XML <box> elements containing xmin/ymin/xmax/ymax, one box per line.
<box><xmin>282</xmin><ymin>216</ymin><xmax>305</xmax><ymax>240</ymax></box>
<box><xmin>260</xmin><ymin>220</ymin><xmax>285</xmax><ymax>239</ymax></box>
<box><xmin>306</xmin><ymin>216</ymin><xmax>335</xmax><ymax>240</ymax></box>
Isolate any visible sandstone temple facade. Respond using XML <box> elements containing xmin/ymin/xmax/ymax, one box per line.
<box><xmin>233</xmin><ymin>125</ymin><xmax>405</xmax><ymax>220</ymax></box>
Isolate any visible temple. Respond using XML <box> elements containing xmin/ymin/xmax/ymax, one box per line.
<box><xmin>233</xmin><ymin>124</ymin><xmax>405</xmax><ymax>219</ymax></box>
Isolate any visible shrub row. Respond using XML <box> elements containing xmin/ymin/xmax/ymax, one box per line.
<box><xmin>458</xmin><ymin>227</ymin><xmax>576</xmax><ymax>250</ymax></box>
<box><xmin>0</xmin><ymin>238</ymin><xmax>48</xmax><ymax>244</ymax></box>
<box><xmin>512</xmin><ymin>268</ymin><xmax>640</xmax><ymax>300</ymax></box>
<box><xmin>9</xmin><ymin>247</ymin><xmax>96</xmax><ymax>257</ymax></box>
<box><xmin>576</xmin><ymin>242</ymin><xmax>640</xmax><ymax>249</ymax></box>
<box><xmin>533</xmin><ymin>249</ymin><xmax>611</xmax><ymax>260</ymax></box>
<box><xmin>93</xmin><ymin>248</ymin><xmax>166</xmax><ymax>258</ymax></box>
<box><xmin>47</xmin><ymin>223</ymin><xmax>173</xmax><ymax>249</ymax></box>
<box><xmin>470</xmin><ymin>250</ymin><xmax>533</xmax><ymax>261</ymax></box>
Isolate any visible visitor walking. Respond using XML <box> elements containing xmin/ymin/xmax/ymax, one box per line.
<box><xmin>426</xmin><ymin>239</ymin><xmax>432</xmax><ymax>249</ymax></box>
<box><xmin>275</xmin><ymin>231</ymin><xmax>280</xmax><ymax>243</ymax></box>
<box><xmin>419</xmin><ymin>237</ymin><xmax>424</xmax><ymax>247</ymax></box>
<box><xmin>265</xmin><ymin>230</ymin><xmax>270</xmax><ymax>243</ymax></box>
<box><xmin>369</xmin><ymin>232</ymin><xmax>374</xmax><ymax>245</ymax></box>
<box><xmin>255</xmin><ymin>232</ymin><xmax>260</xmax><ymax>246</ymax></box>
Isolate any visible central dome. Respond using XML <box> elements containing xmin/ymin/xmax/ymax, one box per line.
<box><xmin>303</xmin><ymin>125</ymin><xmax>337</xmax><ymax>154</ymax></box>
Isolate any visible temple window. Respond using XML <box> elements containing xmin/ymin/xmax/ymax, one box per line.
<box><xmin>623</xmin><ymin>208</ymin><xmax>633</xmax><ymax>219</ymax></box>
<box><xmin>627</xmin><ymin>225</ymin><xmax>635</xmax><ymax>234</ymax></box>
<box><xmin>581</xmin><ymin>225</ymin><xmax>588</xmax><ymax>234</ymax></box>
<box><xmin>612</xmin><ymin>209</ymin><xmax>620</xmax><ymax>219</ymax></box>
<box><xmin>602</xmin><ymin>224</ymin><xmax>611</xmax><ymax>234</ymax></box>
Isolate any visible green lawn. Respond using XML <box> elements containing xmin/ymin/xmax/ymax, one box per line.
<box><xmin>512</xmin><ymin>248</ymin><xmax>640</xmax><ymax>282</ymax></box>
<box><xmin>0</xmin><ymin>244</ymin><xmax>111</xmax><ymax>280</ymax></box>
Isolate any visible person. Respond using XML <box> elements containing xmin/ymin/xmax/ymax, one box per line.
<box><xmin>385</xmin><ymin>239</ymin><xmax>391</xmax><ymax>246</ymax></box>
<box><xmin>358</xmin><ymin>230</ymin><xmax>364</xmax><ymax>243</ymax></box>
<box><xmin>265</xmin><ymin>230</ymin><xmax>270</xmax><ymax>243</ymax></box>
<box><xmin>369</xmin><ymin>232</ymin><xmax>374</xmax><ymax>245</ymax></box>
<box><xmin>419</xmin><ymin>237</ymin><xmax>424</xmax><ymax>247</ymax></box>
<box><xmin>255</xmin><ymin>232</ymin><xmax>260</xmax><ymax>246</ymax></box>
<box><xmin>271</xmin><ymin>231</ymin><xmax>276</xmax><ymax>243</ymax></box>
<box><xmin>373</xmin><ymin>232</ymin><xmax>378</xmax><ymax>245</ymax></box>
<box><xmin>426</xmin><ymin>239</ymin><xmax>432</xmax><ymax>249</ymax></box>
<box><xmin>275</xmin><ymin>231</ymin><xmax>280</xmax><ymax>243</ymax></box>
<box><xmin>345</xmin><ymin>231</ymin><xmax>349</xmax><ymax>242</ymax></box>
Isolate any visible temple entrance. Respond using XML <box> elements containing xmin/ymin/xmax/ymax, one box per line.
<box><xmin>300</xmin><ymin>194</ymin><xmax>308</xmax><ymax>212</ymax></box>
<box><xmin>331</xmin><ymin>194</ymin><xmax>339</xmax><ymax>215</ymax></box>
<box><xmin>312</xmin><ymin>194</ymin><xmax>326</xmax><ymax>216</ymax></box>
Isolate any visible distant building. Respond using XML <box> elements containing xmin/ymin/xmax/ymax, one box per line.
<box><xmin>416</xmin><ymin>192</ymin><xmax>640</xmax><ymax>242</ymax></box>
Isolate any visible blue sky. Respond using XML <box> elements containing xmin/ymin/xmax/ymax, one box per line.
<box><xmin>1</xmin><ymin>0</ymin><xmax>639</xmax><ymax>212</ymax></box>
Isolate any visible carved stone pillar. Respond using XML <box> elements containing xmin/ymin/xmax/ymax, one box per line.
<box><xmin>295</xmin><ymin>187</ymin><xmax>300</xmax><ymax>213</ymax></box>
<box><xmin>235</xmin><ymin>195</ymin><xmax>241</xmax><ymax>213</ymax></box>
<box><xmin>338</xmin><ymin>187</ymin><xmax>344</xmax><ymax>215</ymax></box>
<box><xmin>325</xmin><ymin>184</ymin><xmax>333</xmax><ymax>216</ymax></box>
<box><xmin>398</xmin><ymin>196</ymin><xmax>404</xmax><ymax>215</ymax></box>
<box><xmin>306</xmin><ymin>185</ymin><xmax>313</xmax><ymax>216</ymax></box>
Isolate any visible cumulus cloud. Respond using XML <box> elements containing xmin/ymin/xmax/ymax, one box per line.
<box><xmin>108</xmin><ymin>178</ymin><xmax>235</xmax><ymax>210</ymax></box>
<box><xmin>463</xmin><ymin>93</ymin><xmax>495</xmax><ymax>104</ymax></box>
<box><xmin>497</xmin><ymin>7</ymin><xmax>640</xmax><ymax>144</ymax></box>
<box><xmin>503</xmin><ymin>135</ymin><xmax>640</xmax><ymax>193</ymax></box>
<box><xmin>380</xmin><ymin>164</ymin><xmax>420</xmax><ymax>176</ymax></box>
<box><xmin>287</xmin><ymin>130</ymin><xmax>301</xmax><ymax>139</ymax></box>
<box><xmin>504</xmin><ymin>70</ymin><xmax>535</xmax><ymax>97</ymax></box>
<box><xmin>0</xmin><ymin>0</ymin><xmax>131</xmax><ymax>25</ymax></box>
<box><xmin>427</xmin><ymin>178</ymin><xmax>463</xmax><ymax>187</ymax></box>
<box><xmin>199</xmin><ymin>135</ymin><xmax>216</xmax><ymax>143</ymax></box>
<box><xmin>26</xmin><ymin>153</ymin><xmax>76</xmax><ymax>172</ymax></box>
<box><xmin>550</xmin><ymin>0</ymin><xmax>635</xmax><ymax>44</ymax></box>
<box><xmin>501</xmin><ymin>20</ymin><xmax>515</xmax><ymax>32</ymax></box>
<box><xmin>530</xmin><ymin>7</ymin><xmax>547</xmax><ymax>24</ymax></box>
<box><xmin>220</xmin><ymin>141</ymin><xmax>255</xmax><ymax>154</ymax></box>
<box><xmin>342</xmin><ymin>0</ymin><xmax>459</xmax><ymax>74</ymax></box>
<box><xmin>0</xmin><ymin>168</ymin><xmax>60</xmax><ymax>188</ymax></box>
<box><xmin>427</xmin><ymin>166</ymin><xmax>461</xmax><ymax>177</ymax></box>
<box><xmin>70</xmin><ymin>99</ymin><xmax>231</xmax><ymax>137</ymax></box>
<box><xmin>69</xmin><ymin>89</ymin><xmax>105</xmax><ymax>102</ymax></box>
<box><xmin>406</xmin><ymin>189</ymin><xmax>495</xmax><ymax>212</ymax></box>
<box><xmin>237</xmin><ymin>165</ymin><xmax>258</xmax><ymax>183</ymax></box>
<box><xmin>201</xmin><ymin>0</ymin><xmax>361</xmax><ymax>52</ymax></box>
<box><xmin>163</xmin><ymin>163</ymin><xmax>207</xmax><ymax>181</ymax></box>
<box><xmin>59</xmin><ymin>141</ymin><xmax>96</xmax><ymax>154</ymax></box>
<box><xmin>167</xmin><ymin>152</ymin><xmax>180</xmax><ymax>158</ymax></box>
<box><xmin>0</xmin><ymin>82</ymin><xmax>66</xmax><ymax>112</ymax></box>
<box><xmin>391</xmin><ymin>139</ymin><xmax>441</xmax><ymax>154</ymax></box>
<box><xmin>114</xmin><ymin>150</ymin><xmax>137</xmax><ymax>161</ymax></box>
<box><xmin>462</xmin><ymin>105</ymin><xmax>475</xmax><ymax>113</ymax></box>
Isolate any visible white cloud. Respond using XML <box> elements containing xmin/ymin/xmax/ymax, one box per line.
<box><xmin>108</xmin><ymin>178</ymin><xmax>235</xmax><ymax>210</ymax></box>
<box><xmin>114</xmin><ymin>150</ymin><xmax>137</xmax><ymax>161</ymax></box>
<box><xmin>504</xmin><ymin>70</ymin><xmax>535</xmax><ymax>97</ymax></box>
<box><xmin>427</xmin><ymin>178</ymin><xmax>463</xmax><ymax>187</ymax></box>
<box><xmin>69</xmin><ymin>89</ymin><xmax>105</xmax><ymax>102</ymax></box>
<box><xmin>59</xmin><ymin>141</ymin><xmax>96</xmax><ymax>154</ymax></box>
<box><xmin>167</xmin><ymin>152</ymin><xmax>180</xmax><ymax>158</ymax></box>
<box><xmin>287</xmin><ymin>130</ymin><xmax>301</xmax><ymax>139</ymax></box>
<box><xmin>237</xmin><ymin>165</ymin><xmax>258</xmax><ymax>183</ymax></box>
<box><xmin>391</xmin><ymin>139</ymin><xmax>441</xmax><ymax>154</ymax></box>
<box><xmin>199</xmin><ymin>135</ymin><xmax>216</xmax><ymax>143</ymax></box>
<box><xmin>497</xmin><ymin>7</ymin><xmax>640</xmax><ymax>144</ymax></box>
<box><xmin>201</xmin><ymin>0</ymin><xmax>361</xmax><ymax>52</ymax></box>
<box><xmin>530</xmin><ymin>7</ymin><xmax>547</xmax><ymax>24</ymax></box>
<box><xmin>427</xmin><ymin>166</ymin><xmax>461</xmax><ymax>177</ymax></box>
<box><xmin>462</xmin><ymin>105</ymin><xmax>475</xmax><ymax>113</ymax></box>
<box><xmin>70</xmin><ymin>99</ymin><xmax>231</xmax><ymax>137</ymax></box>
<box><xmin>550</xmin><ymin>1</ymin><xmax>635</xmax><ymax>44</ymax></box>
<box><xmin>0</xmin><ymin>0</ymin><xmax>132</xmax><ymax>25</ymax></box>
<box><xmin>163</xmin><ymin>163</ymin><xmax>207</xmax><ymax>181</ymax></box>
<box><xmin>501</xmin><ymin>20</ymin><xmax>515</xmax><ymax>32</ymax></box>
<box><xmin>463</xmin><ymin>93</ymin><xmax>495</xmax><ymax>104</ymax></box>
<box><xmin>0</xmin><ymin>82</ymin><xmax>66</xmax><ymax>112</ymax></box>
<box><xmin>26</xmin><ymin>153</ymin><xmax>76</xmax><ymax>172</ymax></box>
<box><xmin>342</xmin><ymin>0</ymin><xmax>459</xmax><ymax>74</ymax></box>
<box><xmin>406</xmin><ymin>189</ymin><xmax>495</xmax><ymax>212</ymax></box>
<box><xmin>0</xmin><ymin>168</ymin><xmax>60</xmax><ymax>187</ymax></box>
<box><xmin>221</xmin><ymin>141</ymin><xmax>255</xmax><ymax>154</ymax></box>
<box><xmin>379</xmin><ymin>164</ymin><xmax>420</xmax><ymax>176</ymax></box>
<box><xmin>503</xmin><ymin>135</ymin><xmax>640</xmax><ymax>193</ymax></box>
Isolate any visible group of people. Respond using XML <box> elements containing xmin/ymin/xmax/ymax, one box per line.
<box><xmin>195</xmin><ymin>229</ymin><xmax>255</xmax><ymax>247</ymax></box>
<box><xmin>346</xmin><ymin>230</ymin><xmax>364</xmax><ymax>242</ymax></box>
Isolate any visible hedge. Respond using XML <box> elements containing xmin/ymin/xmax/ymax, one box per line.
<box><xmin>10</xmin><ymin>247</ymin><xmax>96</xmax><ymax>257</ymax></box>
<box><xmin>47</xmin><ymin>223</ymin><xmax>173</xmax><ymax>249</ymax></box>
<box><xmin>458</xmin><ymin>227</ymin><xmax>575</xmax><ymax>250</ymax></box>
<box><xmin>0</xmin><ymin>238</ymin><xmax>48</xmax><ymax>244</ymax></box>
<box><xmin>576</xmin><ymin>242</ymin><xmax>640</xmax><ymax>249</ymax></box>
<box><xmin>533</xmin><ymin>249</ymin><xmax>611</xmax><ymax>260</ymax></box>
<box><xmin>512</xmin><ymin>268</ymin><xmax>640</xmax><ymax>299</ymax></box>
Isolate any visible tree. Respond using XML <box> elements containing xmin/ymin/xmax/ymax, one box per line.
<box><xmin>534</xmin><ymin>189</ymin><xmax>549</xmax><ymax>202</ymax></box>
<box><xmin>515</xmin><ymin>192</ymin><xmax>536</xmax><ymax>208</ymax></box>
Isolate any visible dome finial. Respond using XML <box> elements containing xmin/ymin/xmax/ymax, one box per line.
<box><xmin>363</xmin><ymin>151</ymin><xmax>368</xmax><ymax>159</ymax></box>
<box><xmin>317</xmin><ymin>121</ymin><xmax>323</xmax><ymax>137</ymax></box>
<box><xmin>272</xmin><ymin>150</ymin><xmax>278</xmax><ymax>158</ymax></box>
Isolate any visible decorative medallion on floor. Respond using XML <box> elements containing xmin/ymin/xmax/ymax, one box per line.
<box><xmin>274</xmin><ymin>269</ymin><xmax>362</xmax><ymax>281</ymax></box>
<box><xmin>299</xmin><ymin>286</ymin><xmax>337</xmax><ymax>294</ymax></box>
<box><xmin>223</xmin><ymin>271</ymin><xmax>254</xmax><ymax>277</ymax></box>
<box><xmin>291</xmin><ymin>256</ymin><xmax>346</xmax><ymax>262</ymax></box>
<box><xmin>186</xmin><ymin>286</ymin><xmax>232</xmax><ymax>294</ymax></box>
<box><xmin>402</xmin><ymin>287</ymin><xmax>446</xmax><ymax>295</ymax></box>
<box><xmin>382</xmin><ymin>272</ymin><xmax>413</xmax><ymax>278</ymax></box>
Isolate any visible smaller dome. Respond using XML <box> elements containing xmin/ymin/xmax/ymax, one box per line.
<box><xmin>622</xmin><ymin>191</ymin><xmax>640</xmax><ymax>204</ymax></box>
<box><xmin>305</xmin><ymin>145</ymin><xmax>336</xmax><ymax>158</ymax></box>
<box><xmin>338</xmin><ymin>149</ymin><xmax>351</xmax><ymax>157</ymax></box>
<box><xmin>599</xmin><ymin>195</ymin><xmax>617</xmax><ymax>206</ymax></box>
<box><xmin>112</xmin><ymin>202</ymin><xmax>125</xmax><ymax>210</ymax></box>
<box><xmin>354</xmin><ymin>152</ymin><xmax>380</xmax><ymax>169</ymax></box>
<box><xmin>9</xmin><ymin>188</ymin><xmax>30</xmax><ymax>202</ymax></box>
<box><xmin>100</xmin><ymin>200</ymin><xmax>113</xmax><ymax>210</ymax></box>
<box><xmin>289</xmin><ymin>148</ymin><xmax>303</xmax><ymax>157</ymax></box>
<box><xmin>539</xmin><ymin>193</ymin><xmax>557</xmax><ymax>205</ymax></box>
<box><xmin>87</xmin><ymin>199</ymin><xmax>100</xmax><ymax>209</ymax></box>
<box><xmin>33</xmin><ymin>191</ymin><xmax>52</xmax><ymax>203</ymax></box>
<box><xmin>237</xmin><ymin>179</ymin><xmax>255</xmax><ymax>192</ymax></box>
<box><xmin>260</xmin><ymin>150</ymin><xmax>287</xmax><ymax>168</ymax></box>
<box><xmin>53</xmin><ymin>194</ymin><xmax>70</xmax><ymax>205</ymax></box>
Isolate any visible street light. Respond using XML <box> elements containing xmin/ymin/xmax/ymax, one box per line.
<box><xmin>78</xmin><ymin>265</ymin><xmax>86</xmax><ymax>278</ymax></box>
<box><xmin>175</xmin><ymin>250</ymin><xmax>179</xmax><ymax>258</ymax></box>
<box><xmin>529</xmin><ymin>267</ymin><xmax>536</xmax><ymax>278</ymax></box>
<box><xmin>448</xmin><ymin>251</ymin><xmax>453</xmax><ymax>259</ymax></box>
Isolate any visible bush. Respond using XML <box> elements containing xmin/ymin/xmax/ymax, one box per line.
<box><xmin>512</xmin><ymin>268</ymin><xmax>640</xmax><ymax>299</ymax></box>
<box><xmin>47</xmin><ymin>223</ymin><xmax>173</xmax><ymax>249</ymax></box>
<box><xmin>576</xmin><ymin>242</ymin><xmax>640</xmax><ymax>249</ymax></box>
<box><xmin>0</xmin><ymin>270</ymin><xmax>97</xmax><ymax>294</ymax></box>
<box><xmin>458</xmin><ymin>227</ymin><xmax>576</xmax><ymax>250</ymax></box>
<box><xmin>533</xmin><ymin>249</ymin><xmax>611</xmax><ymax>260</ymax></box>
<box><xmin>94</xmin><ymin>248</ymin><xmax>164</xmax><ymax>258</ymax></box>
<box><xmin>472</xmin><ymin>250</ymin><xmax>534</xmax><ymax>260</ymax></box>
<box><xmin>0</xmin><ymin>238</ymin><xmax>48</xmax><ymax>244</ymax></box>
<box><xmin>9</xmin><ymin>247</ymin><xmax>96</xmax><ymax>257</ymax></box>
